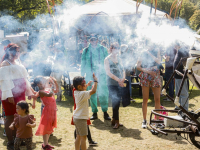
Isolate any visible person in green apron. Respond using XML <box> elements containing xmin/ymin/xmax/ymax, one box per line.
<box><xmin>81</xmin><ymin>34</ymin><xmax>111</xmax><ymax>120</ymax></box>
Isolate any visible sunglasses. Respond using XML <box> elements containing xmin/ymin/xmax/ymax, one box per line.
<box><xmin>90</xmin><ymin>39</ymin><xmax>97</xmax><ymax>42</ymax></box>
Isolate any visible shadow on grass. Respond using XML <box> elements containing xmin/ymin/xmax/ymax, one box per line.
<box><xmin>2</xmin><ymin>137</ymin><xmax>38</xmax><ymax>149</ymax></box>
<box><xmin>49</xmin><ymin>135</ymin><xmax>62</xmax><ymax>147</ymax></box>
<box><xmin>92</xmin><ymin>119</ymin><xmax>143</xmax><ymax>140</ymax></box>
<box><xmin>146</xmin><ymin>127</ymin><xmax>188</xmax><ymax>144</ymax></box>
<box><xmin>87</xmin><ymin>146</ymin><xmax>98</xmax><ymax>150</ymax></box>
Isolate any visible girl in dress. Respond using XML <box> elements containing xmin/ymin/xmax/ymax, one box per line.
<box><xmin>9</xmin><ymin>101</ymin><xmax>36</xmax><ymax>150</ymax></box>
<box><xmin>33</xmin><ymin>76</ymin><xmax>58</xmax><ymax>150</ymax></box>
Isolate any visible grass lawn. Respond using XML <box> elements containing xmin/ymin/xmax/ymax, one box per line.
<box><xmin>0</xmin><ymin>87</ymin><xmax>199</xmax><ymax>150</ymax></box>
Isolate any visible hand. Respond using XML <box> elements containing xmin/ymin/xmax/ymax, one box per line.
<box><xmin>28</xmin><ymin>96</ymin><xmax>31</xmax><ymax>100</ymax></box>
<box><xmin>165</xmin><ymin>56</ymin><xmax>170</xmax><ymax>62</ymax></box>
<box><xmin>147</xmin><ymin>70</ymin><xmax>157</xmax><ymax>77</ymax></box>
<box><xmin>9</xmin><ymin>125</ymin><xmax>14</xmax><ymax>130</ymax></box>
<box><xmin>50</xmin><ymin>76</ymin><xmax>56</xmax><ymax>82</ymax></box>
<box><xmin>93</xmin><ymin>73</ymin><xmax>98</xmax><ymax>82</ymax></box>
<box><xmin>32</xmin><ymin>103</ymin><xmax>35</xmax><ymax>109</ymax></box>
<box><xmin>26</xmin><ymin>123</ymin><xmax>32</xmax><ymax>127</ymax></box>
<box><xmin>118</xmin><ymin>79</ymin><xmax>124</xmax><ymax>87</ymax></box>
<box><xmin>87</xmin><ymin>81</ymin><xmax>93</xmax><ymax>86</ymax></box>
<box><xmin>8</xmin><ymin>97</ymin><xmax>14</xmax><ymax>105</ymax></box>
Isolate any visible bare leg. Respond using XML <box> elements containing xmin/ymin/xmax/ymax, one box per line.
<box><xmin>75</xmin><ymin>135</ymin><xmax>81</xmax><ymax>150</ymax></box>
<box><xmin>80</xmin><ymin>136</ymin><xmax>87</xmax><ymax>150</ymax></box>
<box><xmin>152</xmin><ymin>87</ymin><xmax>161</xmax><ymax>120</ymax></box>
<box><xmin>43</xmin><ymin>134</ymin><xmax>50</xmax><ymax>146</ymax></box>
<box><xmin>142</xmin><ymin>86</ymin><xmax>150</xmax><ymax>120</ymax></box>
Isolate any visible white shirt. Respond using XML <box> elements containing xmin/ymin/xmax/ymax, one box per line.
<box><xmin>73</xmin><ymin>90</ymin><xmax>91</xmax><ymax>119</ymax></box>
<box><xmin>0</xmin><ymin>63</ymin><xmax>33</xmax><ymax>100</ymax></box>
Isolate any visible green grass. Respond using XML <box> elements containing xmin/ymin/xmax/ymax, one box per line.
<box><xmin>0</xmin><ymin>86</ymin><xmax>200</xmax><ymax>150</ymax></box>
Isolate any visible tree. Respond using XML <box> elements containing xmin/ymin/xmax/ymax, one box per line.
<box><xmin>180</xmin><ymin>0</ymin><xmax>196</xmax><ymax>21</ymax></box>
<box><xmin>189</xmin><ymin>9</ymin><xmax>200</xmax><ymax>31</ymax></box>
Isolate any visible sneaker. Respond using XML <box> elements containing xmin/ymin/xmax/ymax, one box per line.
<box><xmin>0</xmin><ymin>118</ymin><xmax>4</xmax><ymax>125</ymax></box>
<box><xmin>104</xmin><ymin>112</ymin><xmax>111</xmax><ymax>120</ymax></box>
<box><xmin>42</xmin><ymin>144</ymin><xmax>53</xmax><ymax>150</ymax></box>
<box><xmin>156</xmin><ymin>123</ymin><xmax>165</xmax><ymax>129</ymax></box>
<box><xmin>163</xmin><ymin>98</ymin><xmax>171</xmax><ymax>102</ymax></box>
<box><xmin>3</xmin><ymin>130</ymin><xmax>6</xmax><ymax>137</ymax></box>
<box><xmin>174</xmin><ymin>107</ymin><xmax>180</xmax><ymax>111</ymax></box>
<box><xmin>89</xmin><ymin>140</ymin><xmax>98</xmax><ymax>146</ymax></box>
<box><xmin>7</xmin><ymin>141</ymin><xmax>14</xmax><ymax>150</ymax></box>
<box><xmin>47</xmin><ymin>144</ymin><xmax>54</xmax><ymax>149</ymax></box>
<box><xmin>130</xmin><ymin>98</ymin><xmax>136</xmax><ymax>102</ymax></box>
<box><xmin>90</xmin><ymin>113</ymin><xmax>98</xmax><ymax>120</ymax></box>
<box><xmin>142</xmin><ymin>120</ymin><xmax>147</xmax><ymax>129</ymax></box>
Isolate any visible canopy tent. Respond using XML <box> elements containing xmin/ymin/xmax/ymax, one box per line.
<box><xmin>60</xmin><ymin>0</ymin><xmax>166</xmax><ymax>35</ymax></box>
<box><xmin>67</xmin><ymin>0</ymin><xmax>165</xmax><ymax>16</ymax></box>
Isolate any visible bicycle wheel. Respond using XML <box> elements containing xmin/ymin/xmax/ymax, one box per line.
<box><xmin>189</xmin><ymin>133</ymin><xmax>200</xmax><ymax>149</ymax></box>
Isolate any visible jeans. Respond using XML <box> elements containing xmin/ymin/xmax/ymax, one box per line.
<box><xmin>126</xmin><ymin>76</ymin><xmax>132</xmax><ymax>97</ymax></box>
<box><xmin>108</xmin><ymin>85</ymin><xmax>122</xmax><ymax>120</ymax></box>
<box><xmin>175</xmin><ymin>79</ymin><xmax>189</xmax><ymax>110</ymax></box>
<box><xmin>165</xmin><ymin>70</ymin><xmax>174</xmax><ymax>98</ymax></box>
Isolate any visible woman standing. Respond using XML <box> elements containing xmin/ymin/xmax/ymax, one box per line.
<box><xmin>0</xmin><ymin>43</ymin><xmax>34</xmax><ymax>149</ymax></box>
<box><xmin>104</xmin><ymin>42</ymin><xmax>125</xmax><ymax>129</ymax></box>
<box><xmin>136</xmin><ymin>44</ymin><xmax>161</xmax><ymax>129</ymax></box>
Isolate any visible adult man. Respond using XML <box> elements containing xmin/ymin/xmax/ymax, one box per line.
<box><xmin>173</xmin><ymin>42</ymin><xmax>189</xmax><ymax>110</ymax></box>
<box><xmin>81</xmin><ymin>34</ymin><xmax>111</xmax><ymax>120</ymax></box>
<box><xmin>164</xmin><ymin>46</ymin><xmax>176</xmax><ymax>101</ymax></box>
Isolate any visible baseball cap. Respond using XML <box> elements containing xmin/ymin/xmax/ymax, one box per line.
<box><xmin>90</xmin><ymin>34</ymin><xmax>98</xmax><ymax>40</ymax></box>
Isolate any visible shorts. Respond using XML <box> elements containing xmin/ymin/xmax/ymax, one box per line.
<box><xmin>73</xmin><ymin>118</ymin><xmax>88</xmax><ymax>136</ymax></box>
<box><xmin>139</xmin><ymin>67</ymin><xmax>161</xmax><ymax>88</ymax></box>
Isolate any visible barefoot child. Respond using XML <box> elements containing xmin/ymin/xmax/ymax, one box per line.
<box><xmin>33</xmin><ymin>76</ymin><xmax>58</xmax><ymax>150</ymax></box>
<box><xmin>73</xmin><ymin>73</ymin><xmax>98</xmax><ymax>150</ymax></box>
<box><xmin>9</xmin><ymin>101</ymin><xmax>36</xmax><ymax>150</ymax></box>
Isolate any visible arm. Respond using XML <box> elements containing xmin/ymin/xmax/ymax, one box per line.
<box><xmin>0</xmin><ymin>61</ymin><xmax>10</xmax><ymax>67</ymax></box>
<box><xmin>104</xmin><ymin>58</ymin><xmax>124</xmax><ymax>87</ymax></box>
<box><xmin>26</xmin><ymin>121</ymin><xmax>36</xmax><ymax>128</ymax></box>
<box><xmin>136</xmin><ymin>58</ymin><xmax>157</xmax><ymax>77</ymax></box>
<box><xmin>86</xmin><ymin>81</ymin><xmax>93</xmax><ymax>88</ymax></box>
<box><xmin>104</xmin><ymin>58</ymin><xmax>120</xmax><ymax>82</ymax></box>
<box><xmin>32</xmin><ymin>98</ymin><xmax>36</xmax><ymax>109</ymax></box>
<box><xmin>9</xmin><ymin>122</ymin><xmax>15</xmax><ymax>130</ymax></box>
<box><xmin>147</xmin><ymin>50</ymin><xmax>161</xmax><ymax>64</ymax></box>
<box><xmin>50</xmin><ymin>76</ymin><xmax>59</xmax><ymax>93</ymax></box>
<box><xmin>89</xmin><ymin>73</ymin><xmax>98</xmax><ymax>95</ymax></box>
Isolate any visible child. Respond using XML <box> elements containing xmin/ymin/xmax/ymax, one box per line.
<box><xmin>71</xmin><ymin>86</ymin><xmax>97</xmax><ymax>146</ymax></box>
<box><xmin>33</xmin><ymin>76</ymin><xmax>58</xmax><ymax>150</ymax></box>
<box><xmin>9</xmin><ymin>101</ymin><xmax>36</xmax><ymax>150</ymax></box>
<box><xmin>73</xmin><ymin>73</ymin><xmax>98</xmax><ymax>150</ymax></box>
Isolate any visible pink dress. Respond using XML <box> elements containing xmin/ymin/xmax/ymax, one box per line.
<box><xmin>35</xmin><ymin>90</ymin><xmax>57</xmax><ymax>136</ymax></box>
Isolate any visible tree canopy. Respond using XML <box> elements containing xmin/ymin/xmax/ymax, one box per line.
<box><xmin>139</xmin><ymin>0</ymin><xmax>200</xmax><ymax>31</ymax></box>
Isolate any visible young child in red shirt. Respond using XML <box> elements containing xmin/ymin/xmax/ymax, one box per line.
<box><xmin>9</xmin><ymin>101</ymin><xmax>36</xmax><ymax>150</ymax></box>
